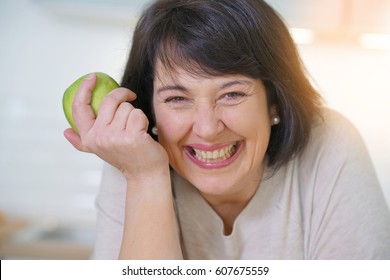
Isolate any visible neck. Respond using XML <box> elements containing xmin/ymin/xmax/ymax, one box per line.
<box><xmin>213</xmin><ymin>200</ymin><xmax>251</xmax><ymax>235</ymax></box>
<box><xmin>200</xmin><ymin>175</ymin><xmax>262</xmax><ymax>236</ymax></box>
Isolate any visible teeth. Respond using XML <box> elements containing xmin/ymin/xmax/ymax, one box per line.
<box><xmin>192</xmin><ymin>143</ymin><xmax>237</xmax><ymax>162</ymax></box>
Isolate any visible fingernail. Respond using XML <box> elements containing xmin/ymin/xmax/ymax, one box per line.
<box><xmin>86</xmin><ymin>73</ymin><xmax>95</xmax><ymax>80</ymax></box>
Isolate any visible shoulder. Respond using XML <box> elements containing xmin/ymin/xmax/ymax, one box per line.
<box><xmin>295</xmin><ymin>107</ymin><xmax>380</xmax><ymax>191</ymax></box>
<box><xmin>293</xmin><ymin>108</ymin><xmax>382</xmax><ymax>225</ymax></box>
<box><xmin>301</xmin><ymin>108</ymin><xmax>369</xmax><ymax>168</ymax></box>
<box><xmin>311</xmin><ymin>108</ymin><xmax>363</xmax><ymax>149</ymax></box>
<box><xmin>293</xmin><ymin>109</ymin><xmax>390</xmax><ymax>259</ymax></box>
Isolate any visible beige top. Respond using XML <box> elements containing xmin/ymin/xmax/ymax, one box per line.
<box><xmin>92</xmin><ymin>109</ymin><xmax>390</xmax><ymax>259</ymax></box>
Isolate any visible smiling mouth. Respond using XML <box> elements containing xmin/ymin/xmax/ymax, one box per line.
<box><xmin>188</xmin><ymin>143</ymin><xmax>238</xmax><ymax>163</ymax></box>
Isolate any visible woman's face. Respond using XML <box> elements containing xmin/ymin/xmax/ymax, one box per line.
<box><xmin>153</xmin><ymin>61</ymin><xmax>274</xmax><ymax>202</ymax></box>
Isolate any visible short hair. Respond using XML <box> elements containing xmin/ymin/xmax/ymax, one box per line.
<box><xmin>121</xmin><ymin>0</ymin><xmax>323</xmax><ymax>170</ymax></box>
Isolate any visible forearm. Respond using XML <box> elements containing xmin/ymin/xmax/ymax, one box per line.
<box><xmin>118</xmin><ymin>168</ymin><xmax>183</xmax><ymax>259</ymax></box>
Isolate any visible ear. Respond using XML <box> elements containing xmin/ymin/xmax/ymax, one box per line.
<box><xmin>269</xmin><ymin>104</ymin><xmax>280</xmax><ymax>126</ymax></box>
<box><xmin>269</xmin><ymin>104</ymin><xmax>279</xmax><ymax>117</ymax></box>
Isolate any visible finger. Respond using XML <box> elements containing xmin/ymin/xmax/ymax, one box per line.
<box><xmin>72</xmin><ymin>73</ymin><xmax>97</xmax><ymax>136</ymax></box>
<box><xmin>63</xmin><ymin>128</ymin><xmax>90</xmax><ymax>152</ymax></box>
<box><xmin>126</xmin><ymin>108</ymin><xmax>149</xmax><ymax>134</ymax></box>
<box><xmin>95</xmin><ymin>88</ymin><xmax>137</xmax><ymax>128</ymax></box>
<box><xmin>110</xmin><ymin>102</ymin><xmax>133</xmax><ymax>130</ymax></box>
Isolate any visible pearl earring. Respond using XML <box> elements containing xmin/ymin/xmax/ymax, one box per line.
<box><xmin>151</xmin><ymin>126</ymin><xmax>158</xmax><ymax>135</ymax></box>
<box><xmin>272</xmin><ymin>115</ymin><xmax>280</xmax><ymax>125</ymax></box>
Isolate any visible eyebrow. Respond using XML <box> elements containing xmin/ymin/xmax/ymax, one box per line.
<box><xmin>155</xmin><ymin>78</ymin><xmax>253</xmax><ymax>95</ymax></box>
<box><xmin>156</xmin><ymin>84</ymin><xmax>188</xmax><ymax>95</ymax></box>
<box><xmin>219</xmin><ymin>79</ymin><xmax>252</xmax><ymax>89</ymax></box>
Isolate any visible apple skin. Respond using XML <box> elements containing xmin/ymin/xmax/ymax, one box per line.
<box><xmin>63</xmin><ymin>72</ymin><xmax>119</xmax><ymax>133</ymax></box>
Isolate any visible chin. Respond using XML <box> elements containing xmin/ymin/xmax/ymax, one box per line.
<box><xmin>187</xmin><ymin>174</ymin><xmax>238</xmax><ymax>197</ymax></box>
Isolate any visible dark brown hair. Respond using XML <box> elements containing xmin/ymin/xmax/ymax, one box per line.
<box><xmin>121</xmin><ymin>0</ymin><xmax>322</xmax><ymax>170</ymax></box>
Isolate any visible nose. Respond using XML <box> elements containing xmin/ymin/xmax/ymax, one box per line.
<box><xmin>192</xmin><ymin>104</ymin><xmax>224</xmax><ymax>140</ymax></box>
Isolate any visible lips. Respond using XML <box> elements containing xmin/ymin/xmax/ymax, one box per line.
<box><xmin>185</xmin><ymin>142</ymin><xmax>242</xmax><ymax>168</ymax></box>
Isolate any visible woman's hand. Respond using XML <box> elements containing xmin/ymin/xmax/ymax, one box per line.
<box><xmin>63</xmin><ymin>73</ymin><xmax>169</xmax><ymax>182</ymax></box>
<box><xmin>64</xmin><ymin>74</ymin><xmax>181</xmax><ymax>259</ymax></box>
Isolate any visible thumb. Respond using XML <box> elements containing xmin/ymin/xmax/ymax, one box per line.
<box><xmin>63</xmin><ymin>128</ymin><xmax>89</xmax><ymax>152</ymax></box>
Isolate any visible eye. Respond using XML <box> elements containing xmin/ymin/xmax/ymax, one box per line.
<box><xmin>164</xmin><ymin>95</ymin><xmax>193</xmax><ymax>109</ymax></box>
<box><xmin>218</xmin><ymin>92</ymin><xmax>247</xmax><ymax>105</ymax></box>
<box><xmin>224</xmin><ymin>92</ymin><xmax>246</xmax><ymax>99</ymax></box>
<box><xmin>165</xmin><ymin>96</ymin><xmax>187</xmax><ymax>103</ymax></box>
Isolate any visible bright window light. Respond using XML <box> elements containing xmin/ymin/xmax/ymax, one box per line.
<box><xmin>290</xmin><ymin>28</ymin><xmax>315</xmax><ymax>45</ymax></box>
<box><xmin>360</xmin><ymin>33</ymin><xmax>390</xmax><ymax>50</ymax></box>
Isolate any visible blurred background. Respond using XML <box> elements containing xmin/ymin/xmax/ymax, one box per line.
<box><xmin>0</xmin><ymin>0</ymin><xmax>389</xmax><ymax>259</ymax></box>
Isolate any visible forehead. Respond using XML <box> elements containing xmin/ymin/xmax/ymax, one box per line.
<box><xmin>154</xmin><ymin>58</ymin><xmax>207</xmax><ymax>81</ymax></box>
<box><xmin>153</xmin><ymin>59</ymin><xmax>255</xmax><ymax>88</ymax></box>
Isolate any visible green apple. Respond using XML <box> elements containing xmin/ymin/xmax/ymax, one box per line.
<box><xmin>63</xmin><ymin>72</ymin><xmax>119</xmax><ymax>132</ymax></box>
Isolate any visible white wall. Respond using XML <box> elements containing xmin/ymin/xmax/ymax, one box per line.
<box><xmin>0</xmin><ymin>0</ymin><xmax>389</xmax><ymax>229</ymax></box>
<box><xmin>0</xmin><ymin>0</ymin><xmax>140</xmax><ymax>226</ymax></box>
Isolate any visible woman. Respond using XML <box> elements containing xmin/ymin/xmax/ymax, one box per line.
<box><xmin>64</xmin><ymin>0</ymin><xmax>390</xmax><ymax>259</ymax></box>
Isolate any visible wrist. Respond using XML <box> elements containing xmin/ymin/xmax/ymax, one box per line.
<box><xmin>125</xmin><ymin>166</ymin><xmax>172</xmax><ymax>194</ymax></box>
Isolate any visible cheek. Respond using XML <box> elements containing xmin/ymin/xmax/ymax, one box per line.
<box><xmin>221</xmin><ymin>103</ymin><xmax>271</xmax><ymax>138</ymax></box>
<box><xmin>154</xmin><ymin>108</ymin><xmax>190</xmax><ymax>150</ymax></box>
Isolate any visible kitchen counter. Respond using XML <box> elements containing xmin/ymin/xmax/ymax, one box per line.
<box><xmin>0</xmin><ymin>220</ymin><xmax>95</xmax><ymax>260</ymax></box>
